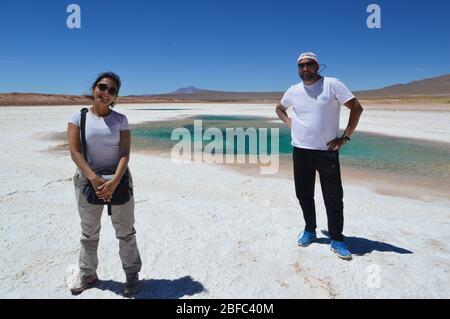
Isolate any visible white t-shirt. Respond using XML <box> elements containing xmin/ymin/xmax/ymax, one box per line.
<box><xmin>280</xmin><ymin>77</ymin><xmax>354</xmax><ymax>151</ymax></box>
<box><xmin>68</xmin><ymin>109</ymin><xmax>130</xmax><ymax>169</ymax></box>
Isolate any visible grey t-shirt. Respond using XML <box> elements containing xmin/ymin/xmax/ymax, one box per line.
<box><xmin>68</xmin><ymin>109</ymin><xmax>130</xmax><ymax>169</ymax></box>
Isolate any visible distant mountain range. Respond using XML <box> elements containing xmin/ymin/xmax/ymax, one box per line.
<box><xmin>1</xmin><ymin>74</ymin><xmax>449</xmax><ymax>106</ymax></box>
<box><xmin>158</xmin><ymin>74</ymin><xmax>450</xmax><ymax>96</ymax></box>
<box><xmin>170</xmin><ymin>86</ymin><xmax>209</xmax><ymax>94</ymax></box>
<box><xmin>355</xmin><ymin>74</ymin><xmax>450</xmax><ymax>97</ymax></box>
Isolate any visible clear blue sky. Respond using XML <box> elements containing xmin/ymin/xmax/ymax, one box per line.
<box><xmin>1</xmin><ymin>0</ymin><xmax>449</xmax><ymax>95</ymax></box>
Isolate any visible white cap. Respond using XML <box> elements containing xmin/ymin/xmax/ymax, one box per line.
<box><xmin>297</xmin><ymin>52</ymin><xmax>319</xmax><ymax>64</ymax></box>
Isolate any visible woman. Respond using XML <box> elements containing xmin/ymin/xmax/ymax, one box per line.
<box><xmin>67</xmin><ymin>72</ymin><xmax>142</xmax><ymax>296</ymax></box>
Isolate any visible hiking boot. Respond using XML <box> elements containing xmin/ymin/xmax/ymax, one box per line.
<box><xmin>70</xmin><ymin>272</ymin><xmax>98</xmax><ymax>295</ymax></box>
<box><xmin>297</xmin><ymin>230</ymin><xmax>317</xmax><ymax>247</ymax></box>
<box><xmin>331</xmin><ymin>240</ymin><xmax>352</xmax><ymax>260</ymax></box>
<box><xmin>123</xmin><ymin>273</ymin><xmax>140</xmax><ymax>296</ymax></box>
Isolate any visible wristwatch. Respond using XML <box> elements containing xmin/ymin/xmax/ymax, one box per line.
<box><xmin>343</xmin><ymin>135</ymin><xmax>351</xmax><ymax>141</ymax></box>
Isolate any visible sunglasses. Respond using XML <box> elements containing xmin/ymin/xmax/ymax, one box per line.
<box><xmin>96</xmin><ymin>83</ymin><xmax>118</xmax><ymax>96</ymax></box>
<box><xmin>298</xmin><ymin>62</ymin><xmax>317</xmax><ymax>69</ymax></box>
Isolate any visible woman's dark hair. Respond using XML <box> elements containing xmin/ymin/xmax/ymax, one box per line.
<box><xmin>86</xmin><ymin>72</ymin><xmax>121</xmax><ymax>107</ymax></box>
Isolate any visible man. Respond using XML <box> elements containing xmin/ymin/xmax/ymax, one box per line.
<box><xmin>275</xmin><ymin>52</ymin><xmax>363</xmax><ymax>260</ymax></box>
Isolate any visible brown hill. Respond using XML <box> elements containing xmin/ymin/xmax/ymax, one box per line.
<box><xmin>1</xmin><ymin>74</ymin><xmax>449</xmax><ymax>106</ymax></box>
<box><xmin>0</xmin><ymin>93</ymin><xmax>91</xmax><ymax>106</ymax></box>
<box><xmin>355</xmin><ymin>74</ymin><xmax>450</xmax><ymax>98</ymax></box>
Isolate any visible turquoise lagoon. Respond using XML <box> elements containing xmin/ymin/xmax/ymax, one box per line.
<box><xmin>131</xmin><ymin>115</ymin><xmax>450</xmax><ymax>180</ymax></box>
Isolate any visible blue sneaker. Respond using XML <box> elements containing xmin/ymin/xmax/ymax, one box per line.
<box><xmin>297</xmin><ymin>230</ymin><xmax>317</xmax><ymax>247</ymax></box>
<box><xmin>330</xmin><ymin>240</ymin><xmax>352</xmax><ymax>260</ymax></box>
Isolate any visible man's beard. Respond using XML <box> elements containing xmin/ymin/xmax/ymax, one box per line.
<box><xmin>300</xmin><ymin>71</ymin><xmax>319</xmax><ymax>81</ymax></box>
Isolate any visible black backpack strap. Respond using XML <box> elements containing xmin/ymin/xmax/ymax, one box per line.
<box><xmin>80</xmin><ymin>108</ymin><xmax>89</xmax><ymax>162</ymax></box>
